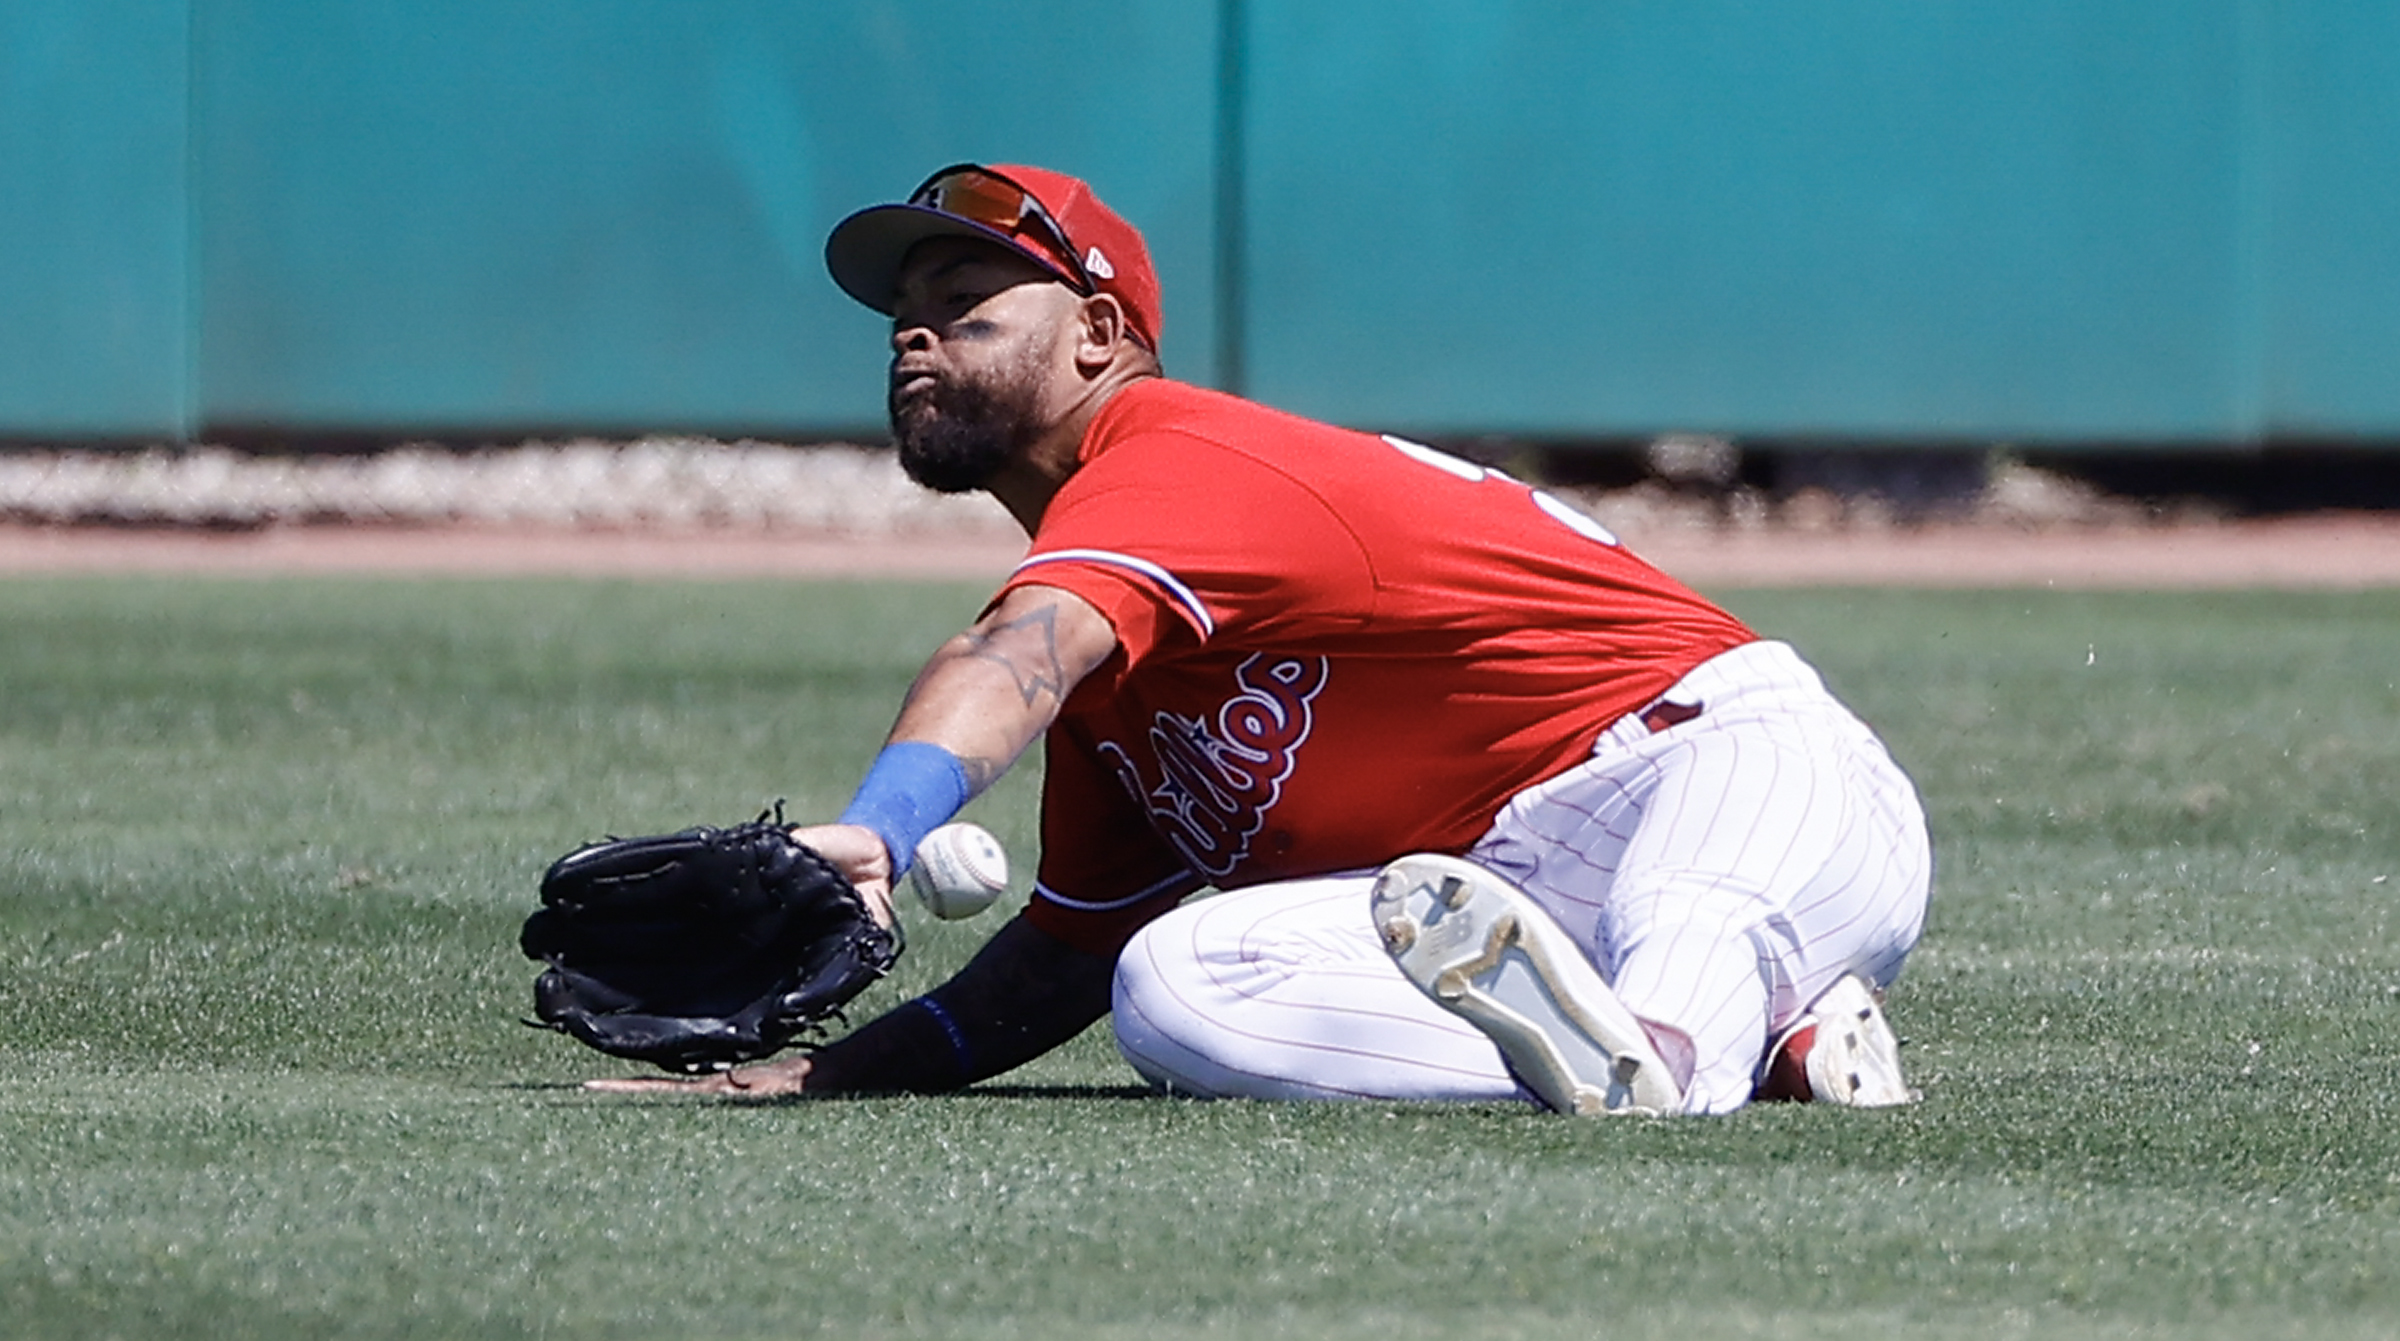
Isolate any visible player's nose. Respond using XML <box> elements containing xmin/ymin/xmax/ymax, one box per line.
<box><xmin>890</xmin><ymin>322</ymin><xmax>936</xmax><ymax>356</ymax></box>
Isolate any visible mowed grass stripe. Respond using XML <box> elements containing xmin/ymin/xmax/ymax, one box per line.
<box><xmin>3</xmin><ymin>577</ymin><xmax>2396</xmax><ymax>1338</ymax></box>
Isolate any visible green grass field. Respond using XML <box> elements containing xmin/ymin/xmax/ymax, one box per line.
<box><xmin>5</xmin><ymin>575</ymin><xmax>2397</xmax><ymax>1339</ymax></box>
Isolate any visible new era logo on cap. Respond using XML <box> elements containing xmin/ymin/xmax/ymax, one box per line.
<box><xmin>1084</xmin><ymin>247</ymin><xmax>1115</xmax><ymax>281</ymax></box>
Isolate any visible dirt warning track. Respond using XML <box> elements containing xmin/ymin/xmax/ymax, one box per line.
<box><xmin>7</xmin><ymin>515</ymin><xmax>2400</xmax><ymax>589</ymax></box>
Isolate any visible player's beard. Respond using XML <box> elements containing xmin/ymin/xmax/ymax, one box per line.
<box><xmin>889</xmin><ymin>362</ymin><xmax>1046</xmax><ymax>495</ymax></box>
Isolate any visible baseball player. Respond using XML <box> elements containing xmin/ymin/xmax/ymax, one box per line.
<box><xmin>590</xmin><ymin>163</ymin><xmax>1931</xmax><ymax>1115</ymax></box>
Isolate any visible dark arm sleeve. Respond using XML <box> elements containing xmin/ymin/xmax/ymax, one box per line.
<box><xmin>802</xmin><ymin>913</ymin><xmax>1118</xmax><ymax>1093</ymax></box>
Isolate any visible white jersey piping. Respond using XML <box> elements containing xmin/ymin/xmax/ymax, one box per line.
<box><xmin>1015</xmin><ymin>548</ymin><xmax>1217</xmax><ymax>640</ymax></box>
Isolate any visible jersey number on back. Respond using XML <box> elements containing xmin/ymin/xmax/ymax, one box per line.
<box><xmin>1380</xmin><ymin>436</ymin><xmax>1621</xmax><ymax>548</ymax></box>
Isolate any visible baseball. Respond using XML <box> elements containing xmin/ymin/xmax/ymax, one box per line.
<box><xmin>905</xmin><ymin>823</ymin><xmax>1010</xmax><ymax>920</ymax></box>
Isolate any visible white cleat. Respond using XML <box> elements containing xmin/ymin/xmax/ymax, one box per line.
<box><xmin>1370</xmin><ymin>853</ymin><xmax>1682</xmax><ymax>1117</ymax></box>
<box><xmin>1775</xmin><ymin>973</ymin><xmax>1919</xmax><ymax>1108</ymax></box>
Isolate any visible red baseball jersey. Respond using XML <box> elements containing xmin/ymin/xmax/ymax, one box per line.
<box><xmin>999</xmin><ymin>379</ymin><xmax>1756</xmax><ymax>953</ymax></box>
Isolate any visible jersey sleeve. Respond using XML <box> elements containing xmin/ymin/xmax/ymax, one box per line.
<box><xmin>998</xmin><ymin>435</ymin><xmax>1378</xmax><ymax>668</ymax></box>
<box><xmin>1022</xmin><ymin>724</ymin><xmax>1207</xmax><ymax>956</ymax></box>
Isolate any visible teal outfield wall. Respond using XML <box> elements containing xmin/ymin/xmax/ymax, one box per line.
<box><xmin>3</xmin><ymin>1</ymin><xmax>2396</xmax><ymax>442</ymax></box>
<box><xmin>0</xmin><ymin>0</ymin><xmax>191</xmax><ymax>435</ymax></box>
<box><xmin>188</xmin><ymin>0</ymin><xmax>1217</xmax><ymax>439</ymax></box>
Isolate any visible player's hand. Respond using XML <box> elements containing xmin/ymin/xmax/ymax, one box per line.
<box><xmin>583</xmin><ymin>1053</ymin><xmax>815</xmax><ymax>1098</ymax></box>
<box><xmin>789</xmin><ymin>821</ymin><xmax>897</xmax><ymax>929</ymax></box>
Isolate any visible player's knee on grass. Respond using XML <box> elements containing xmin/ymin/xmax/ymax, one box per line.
<box><xmin>1110</xmin><ymin>909</ymin><xmax>1336</xmax><ymax>1100</ymax></box>
<box><xmin>1111</xmin><ymin>888</ymin><xmax>1531</xmax><ymax>1104</ymax></box>
<box><xmin>1113</xmin><ymin>908</ymin><xmax>1313</xmax><ymax>1098</ymax></box>
<box><xmin>1109</xmin><ymin>927</ymin><xmax>1220</xmax><ymax>1096</ymax></box>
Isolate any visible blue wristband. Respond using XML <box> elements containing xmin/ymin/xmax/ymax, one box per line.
<box><xmin>839</xmin><ymin>742</ymin><xmax>972</xmax><ymax>877</ymax></box>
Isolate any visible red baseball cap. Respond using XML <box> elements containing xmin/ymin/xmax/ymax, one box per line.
<box><xmin>825</xmin><ymin>163</ymin><xmax>1163</xmax><ymax>351</ymax></box>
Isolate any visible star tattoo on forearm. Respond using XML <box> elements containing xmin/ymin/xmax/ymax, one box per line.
<box><xmin>961</xmin><ymin>602</ymin><xmax>1068</xmax><ymax>709</ymax></box>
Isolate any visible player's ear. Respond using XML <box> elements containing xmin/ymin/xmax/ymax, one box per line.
<box><xmin>1071</xmin><ymin>292</ymin><xmax>1130</xmax><ymax>374</ymax></box>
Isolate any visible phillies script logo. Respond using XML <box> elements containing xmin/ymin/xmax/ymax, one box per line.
<box><xmin>1098</xmin><ymin>655</ymin><xmax>1330</xmax><ymax>879</ymax></box>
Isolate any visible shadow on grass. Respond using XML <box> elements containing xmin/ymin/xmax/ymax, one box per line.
<box><xmin>962</xmin><ymin>1082</ymin><xmax>1159</xmax><ymax>1101</ymax></box>
<box><xmin>500</xmin><ymin>1079</ymin><xmax>1161</xmax><ymax>1102</ymax></box>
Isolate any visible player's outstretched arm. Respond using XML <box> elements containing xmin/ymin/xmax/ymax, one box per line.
<box><xmin>580</xmin><ymin>583</ymin><xmax>1122</xmax><ymax>1099</ymax></box>
<box><xmin>887</xmin><ymin>581</ymin><xmax>1119</xmax><ymax>794</ymax></box>
<box><xmin>797</xmin><ymin>580</ymin><xmax>1118</xmax><ymax>915</ymax></box>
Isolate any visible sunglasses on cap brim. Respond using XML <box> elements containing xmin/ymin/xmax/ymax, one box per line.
<box><xmin>909</xmin><ymin>164</ymin><xmax>1098</xmax><ymax>295</ymax></box>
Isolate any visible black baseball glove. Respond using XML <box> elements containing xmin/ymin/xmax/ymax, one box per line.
<box><xmin>519</xmin><ymin>810</ymin><xmax>901</xmax><ymax>1073</ymax></box>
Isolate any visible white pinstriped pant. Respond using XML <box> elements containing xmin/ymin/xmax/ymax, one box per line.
<box><xmin>1110</xmin><ymin>640</ymin><xmax>1932</xmax><ymax>1114</ymax></box>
